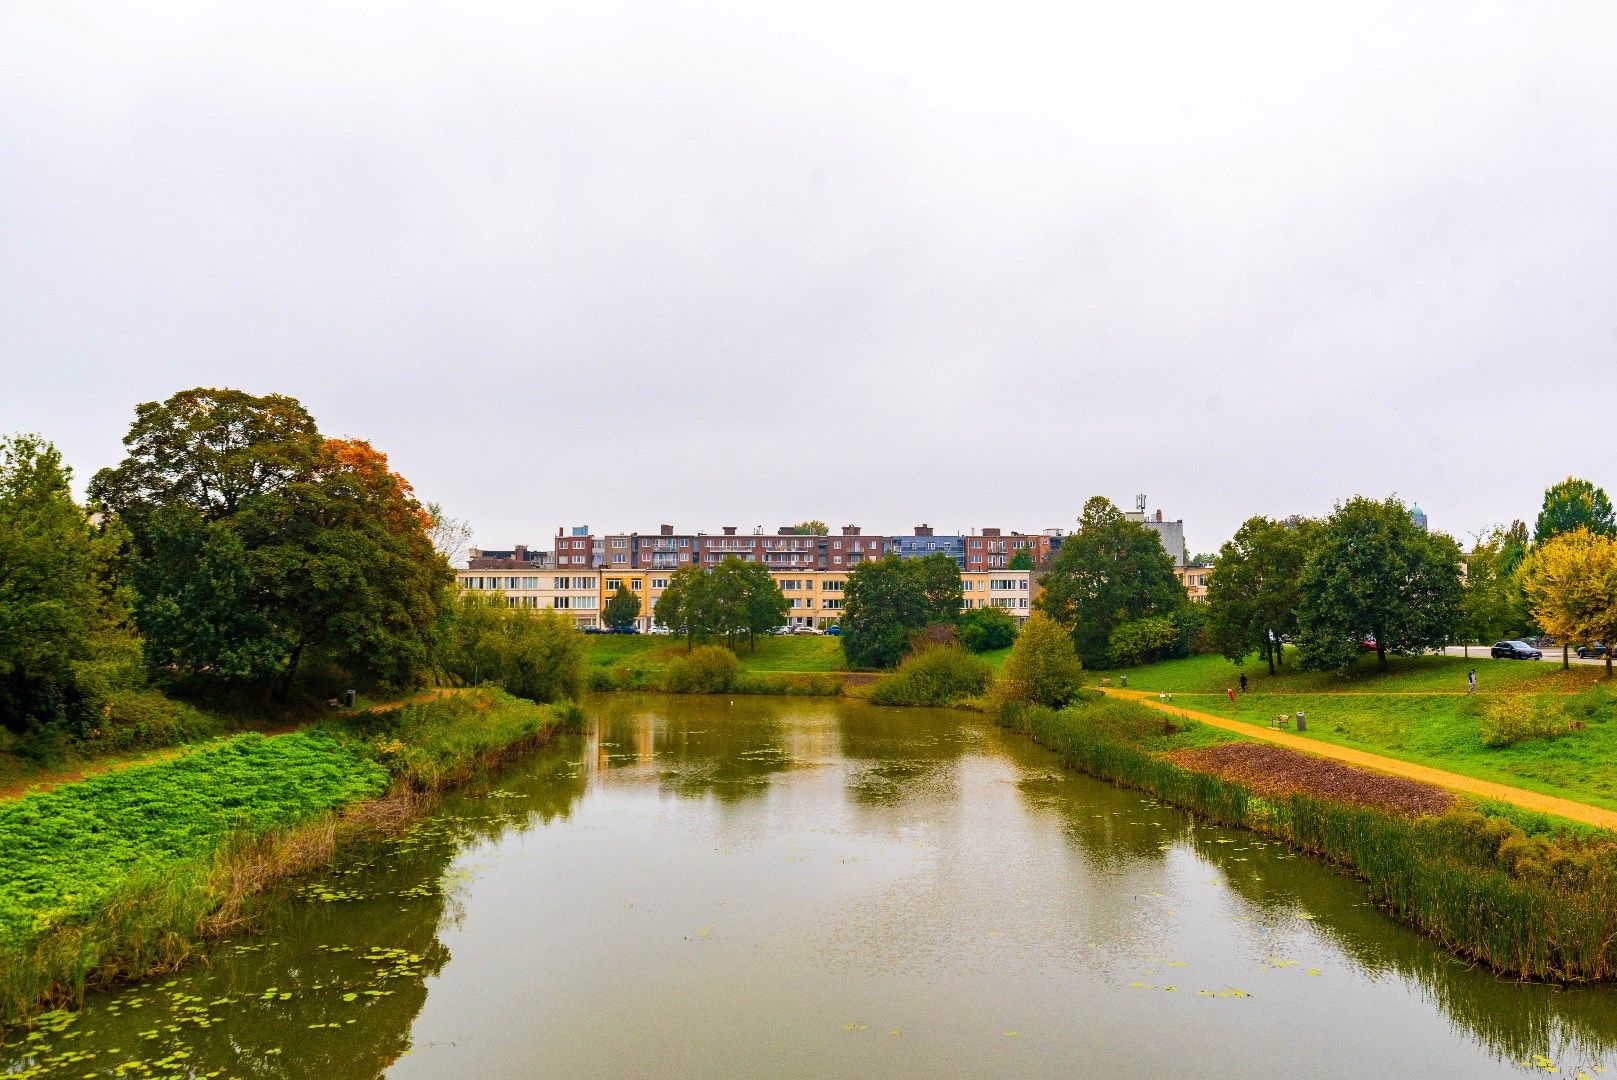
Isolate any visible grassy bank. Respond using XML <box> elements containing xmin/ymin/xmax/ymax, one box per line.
<box><xmin>1107</xmin><ymin>654</ymin><xmax>1617</xmax><ymax>812</ymax></box>
<box><xmin>0</xmin><ymin>688</ymin><xmax>575</xmax><ymax>1028</ymax></box>
<box><xmin>585</xmin><ymin>636</ymin><xmax>847</xmax><ymax>696</ymax></box>
<box><xmin>995</xmin><ymin>692</ymin><xmax>1617</xmax><ymax>982</ymax></box>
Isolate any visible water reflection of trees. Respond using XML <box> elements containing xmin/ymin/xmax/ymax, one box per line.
<box><xmin>0</xmin><ymin>735</ymin><xmax>590</xmax><ymax>1080</ymax></box>
<box><xmin>835</xmin><ymin>701</ymin><xmax>970</xmax><ymax>810</ymax></box>
<box><xmin>586</xmin><ymin>694</ymin><xmax>801</xmax><ymax>804</ymax></box>
<box><xmin>1006</xmin><ymin>751</ymin><xmax>1617</xmax><ymax>1067</ymax></box>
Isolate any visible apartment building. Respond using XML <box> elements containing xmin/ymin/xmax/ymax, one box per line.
<box><xmin>1176</xmin><ymin>564</ymin><xmax>1211</xmax><ymax>602</ymax></box>
<box><xmin>960</xmin><ymin>569</ymin><xmax>1034</xmax><ymax>621</ymax></box>
<box><xmin>453</xmin><ymin>569</ymin><xmax>603</xmax><ymax>628</ymax></box>
<box><xmin>771</xmin><ymin>569</ymin><xmax>850</xmax><ymax>628</ymax></box>
<box><xmin>1126</xmin><ymin>507</ymin><xmax>1190</xmax><ymax>567</ymax></box>
<box><xmin>466</xmin><ymin>544</ymin><xmax>550</xmax><ymax>570</ymax></box>
<box><xmin>700</xmin><ymin>524</ymin><xmax>889</xmax><ymax>570</ymax></box>
<box><xmin>963</xmin><ymin>529</ymin><xmax>1056</xmax><ymax>571</ymax></box>
<box><xmin>892</xmin><ymin>524</ymin><xmax>965</xmax><ymax>567</ymax></box>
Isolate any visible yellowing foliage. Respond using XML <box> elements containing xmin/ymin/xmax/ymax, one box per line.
<box><xmin>1520</xmin><ymin>528</ymin><xmax>1617</xmax><ymax>660</ymax></box>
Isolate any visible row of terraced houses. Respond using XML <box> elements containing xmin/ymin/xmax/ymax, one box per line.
<box><xmin>456</xmin><ymin>511</ymin><xmax>1204</xmax><ymax>632</ymax></box>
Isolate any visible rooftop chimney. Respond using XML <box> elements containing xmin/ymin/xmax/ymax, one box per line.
<box><xmin>914</xmin><ymin>524</ymin><xmax>933</xmax><ymax>537</ymax></box>
<box><xmin>723</xmin><ymin>526</ymin><xmax>738</xmax><ymax>536</ymax></box>
<box><xmin>982</xmin><ymin>527</ymin><xmax>1001</xmax><ymax>537</ymax></box>
<box><xmin>660</xmin><ymin>524</ymin><xmax>674</xmax><ymax>536</ymax></box>
<box><xmin>841</xmin><ymin>525</ymin><xmax>861</xmax><ymax>536</ymax></box>
<box><xmin>514</xmin><ymin>544</ymin><xmax>527</xmax><ymax>559</ymax></box>
<box><xmin>1156</xmin><ymin>509</ymin><xmax>1163</xmax><ymax>522</ymax></box>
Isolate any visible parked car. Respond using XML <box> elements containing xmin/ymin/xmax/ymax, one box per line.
<box><xmin>1491</xmin><ymin>640</ymin><xmax>1543</xmax><ymax>660</ymax></box>
<box><xmin>824</xmin><ymin>625</ymin><xmax>842</xmax><ymax>636</ymax></box>
<box><xmin>792</xmin><ymin>625</ymin><xmax>823</xmax><ymax>635</ymax></box>
<box><xmin>646</xmin><ymin>625</ymin><xmax>672</xmax><ymax>636</ymax></box>
<box><xmin>770</xmin><ymin>626</ymin><xmax>794</xmax><ymax>636</ymax></box>
<box><xmin>582</xmin><ymin>626</ymin><xmax>607</xmax><ymax>635</ymax></box>
<box><xmin>1528</xmin><ymin>636</ymin><xmax>1554</xmax><ymax>649</ymax></box>
<box><xmin>1576</xmin><ymin>643</ymin><xmax>1607</xmax><ymax>659</ymax></box>
<box><xmin>1360</xmin><ymin>636</ymin><xmax>1378</xmax><ymax>651</ymax></box>
<box><xmin>609</xmin><ymin>626</ymin><xmax>639</xmax><ymax>634</ymax></box>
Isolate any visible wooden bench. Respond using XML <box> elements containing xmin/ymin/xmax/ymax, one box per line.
<box><xmin>1272</xmin><ymin>714</ymin><xmax>1291</xmax><ymax>729</ymax></box>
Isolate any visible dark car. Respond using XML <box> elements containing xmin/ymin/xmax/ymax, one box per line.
<box><xmin>1491</xmin><ymin>640</ymin><xmax>1542</xmax><ymax>660</ymax></box>
<box><xmin>1576</xmin><ymin>643</ymin><xmax>1607</xmax><ymax>659</ymax></box>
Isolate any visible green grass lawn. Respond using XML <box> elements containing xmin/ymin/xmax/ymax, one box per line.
<box><xmin>1111</xmin><ymin>650</ymin><xmax>1607</xmax><ymax>695</ymax></box>
<box><xmin>1108</xmin><ymin>653</ymin><xmax>1617</xmax><ymax>811</ymax></box>
<box><xmin>584</xmin><ymin>634</ymin><xmax>847</xmax><ymax>674</ymax></box>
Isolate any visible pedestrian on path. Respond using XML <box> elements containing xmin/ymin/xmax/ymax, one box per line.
<box><xmin>1239</xmin><ymin>673</ymin><xmax>1248</xmax><ymax>693</ymax></box>
<box><xmin>1226</xmin><ymin>687</ymin><xmax>1236</xmax><ymax>703</ymax></box>
<box><xmin>1468</xmin><ymin>669</ymin><xmax>1477</xmax><ymax>694</ymax></box>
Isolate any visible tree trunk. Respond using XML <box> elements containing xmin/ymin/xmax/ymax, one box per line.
<box><xmin>1265</xmin><ymin>634</ymin><xmax>1276</xmax><ymax>675</ymax></box>
<box><xmin>1376</xmin><ymin>638</ymin><xmax>1387</xmax><ymax>669</ymax></box>
<box><xmin>1463</xmin><ymin>640</ymin><xmax>1469</xmax><ymax>659</ymax></box>
<box><xmin>1564</xmin><ymin>642</ymin><xmax>1570</xmax><ymax>671</ymax></box>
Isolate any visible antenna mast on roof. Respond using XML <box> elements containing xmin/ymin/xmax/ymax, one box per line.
<box><xmin>1135</xmin><ymin>494</ymin><xmax>1147</xmax><ymax>512</ymax></box>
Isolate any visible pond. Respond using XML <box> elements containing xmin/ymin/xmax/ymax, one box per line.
<box><xmin>5</xmin><ymin>695</ymin><xmax>1616</xmax><ymax>1078</ymax></box>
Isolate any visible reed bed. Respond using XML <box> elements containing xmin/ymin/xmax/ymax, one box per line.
<box><xmin>995</xmin><ymin>695</ymin><xmax>1617</xmax><ymax>982</ymax></box>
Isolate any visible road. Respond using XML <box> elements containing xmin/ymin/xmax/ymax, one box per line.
<box><xmin>1439</xmin><ymin>644</ymin><xmax>1609</xmax><ymax>665</ymax></box>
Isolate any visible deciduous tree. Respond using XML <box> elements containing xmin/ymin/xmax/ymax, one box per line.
<box><xmin>603</xmin><ymin>584</ymin><xmax>641</xmax><ymax>631</ymax></box>
<box><xmin>841</xmin><ymin>556</ymin><xmax>930</xmax><ymax>669</ymax></box>
<box><xmin>1205</xmin><ymin>515</ymin><xmax>1319</xmax><ymax>673</ymax></box>
<box><xmin>654</xmin><ymin>565</ymin><xmax>714</xmax><ymax>649</ymax></box>
<box><xmin>998</xmin><ymin>612</ymin><xmax>1084</xmax><ymax>708</ymax></box>
<box><xmin>1035</xmin><ymin>496</ymin><xmax>1184</xmax><ymax>668</ymax></box>
<box><xmin>1520</xmin><ymin>528</ymin><xmax>1617</xmax><ymax>676</ymax></box>
<box><xmin>1535</xmin><ymin>478</ymin><xmax>1616</xmax><ymax>544</ymax></box>
<box><xmin>1297</xmin><ymin>496</ymin><xmax>1462</xmax><ymax>671</ymax></box>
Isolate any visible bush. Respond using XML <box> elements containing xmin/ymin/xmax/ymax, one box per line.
<box><xmin>1476</xmin><ymin>695</ymin><xmax>1568</xmax><ymax>748</ymax></box>
<box><xmin>996</xmin><ymin>612</ymin><xmax>1084</xmax><ymax>708</ymax></box>
<box><xmin>661</xmin><ymin>645</ymin><xmax>739</xmax><ymax>694</ymax></box>
<box><xmin>867</xmin><ymin>645</ymin><xmax>990</xmax><ymax>707</ymax></box>
<box><xmin>957</xmin><ymin>607</ymin><xmax>1017</xmax><ymax>653</ymax></box>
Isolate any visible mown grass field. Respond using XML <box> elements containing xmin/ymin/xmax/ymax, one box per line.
<box><xmin>584</xmin><ymin>634</ymin><xmax>848</xmax><ymax>674</ymax></box>
<box><xmin>1109</xmin><ymin>653</ymin><xmax>1617</xmax><ymax>812</ymax></box>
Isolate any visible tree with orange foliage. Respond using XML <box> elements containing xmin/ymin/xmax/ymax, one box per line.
<box><xmin>93</xmin><ymin>390</ymin><xmax>451</xmax><ymax>696</ymax></box>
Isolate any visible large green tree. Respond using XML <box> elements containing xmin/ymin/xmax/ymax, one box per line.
<box><xmin>709</xmin><ymin>558</ymin><xmax>789</xmax><ymax>651</ymax></box>
<box><xmin>1297</xmin><ymin>496</ymin><xmax>1463</xmax><ymax>671</ymax></box>
<box><xmin>912</xmin><ymin>552</ymin><xmax>965</xmax><ymax>625</ymax></box>
<box><xmin>653</xmin><ymin>565</ymin><xmax>714</xmax><ymax>649</ymax></box>
<box><xmin>439</xmin><ymin>593</ymin><xmax>583</xmax><ymax>701</ymax></box>
<box><xmin>91</xmin><ymin>390</ymin><xmax>450</xmax><ymax>696</ymax></box>
<box><xmin>1535</xmin><ymin>478</ymin><xmax>1616</xmax><ymax>544</ymax></box>
<box><xmin>603</xmin><ymin>584</ymin><xmax>641</xmax><ymax>631</ymax></box>
<box><xmin>0</xmin><ymin>435</ymin><xmax>127</xmax><ymax>736</ymax></box>
<box><xmin>841</xmin><ymin>556</ymin><xmax>931</xmax><ymax>669</ymax></box>
<box><xmin>1035</xmin><ymin>497</ymin><xmax>1184</xmax><ymax>668</ymax></box>
<box><xmin>1205</xmin><ymin>515</ymin><xmax>1319</xmax><ymax>673</ymax></box>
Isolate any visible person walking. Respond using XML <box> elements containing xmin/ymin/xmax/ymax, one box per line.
<box><xmin>1239</xmin><ymin>673</ymin><xmax>1248</xmax><ymax>694</ymax></box>
<box><xmin>1468</xmin><ymin>669</ymin><xmax>1477</xmax><ymax>695</ymax></box>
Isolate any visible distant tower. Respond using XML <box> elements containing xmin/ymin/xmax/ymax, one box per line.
<box><xmin>1410</xmin><ymin>504</ymin><xmax>1428</xmax><ymax>532</ymax></box>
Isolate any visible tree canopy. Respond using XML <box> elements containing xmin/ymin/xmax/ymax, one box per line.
<box><xmin>840</xmin><ymin>556</ymin><xmax>934</xmax><ymax>669</ymax></box>
<box><xmin>789</xmin><ymin>520</ymin><xmax>829</xmax><ymax>535</ymax></box>
<box><xmin>1520</xmin><ymin>527</ymin><xmax>1617</xmax><ymax>675</ymax></box>
<box><xmin>603</xmin><ymin>584</ymin><xmax>641</xmax><ymax>631</ymax></box>
<box><xmin>1205</xmin><ymin>515</ymin><xmax>1319</xmax><ymax>673</ymax></box>
<box><xmin>997</xmin><ymin>611</ymin><xmax>1084</xmax><ymax>708</ymax></box>
<box><xmin>1296</xmin><ymin>496</ymin><xmax>1462</xmax><ymax>670</ymax></box>
<box><xmin>1535</xmin><ymin>478</ymin><xmax>1616</xmax><ymax>544</ymax></box>
<box><xmin>91</xmin><ymin>390</ymin><xmax>450</xmax><ymax>696</ymax></box>
<box><xmin>651</xmin><ymin>559</ymin><xmax>787</xmax><ymax>651</ymax></box>
<box><xmin>1458</xmin><ymin>522</ymin><xmax>1530</xmax><ymax>650</ymax></box>
<box><xmin>1035</xmin><ymin>496</ymin><xmax>1184</xmax><ymax>668</ymax></box>
<box><xmin>0</xmin><ymin>435</ymin><xmax>127</xmax><ymax>737</ymax></box>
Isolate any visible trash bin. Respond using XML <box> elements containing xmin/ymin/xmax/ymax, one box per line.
<box><xmin>344</xmin><ymin>689</ymin><xmax>356</xmax><ymax>708</ymax></box>
<box><xmin>1295</xmin><ymin>711</ymin><xmax>1306</xmax><ymax>732</ymax></box>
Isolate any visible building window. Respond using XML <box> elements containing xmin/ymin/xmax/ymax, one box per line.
<box><xmin>606</xmin><ymin>578</ymin><xmax>621</xmax><ymax>590</ymax></box>
<box><xmin>611</xmin><ymin>538</ymin><xmax>627</xmax><ymax>549</ymax></box>
<box><xmin>651</xmin><ymin>578</ymin><xmax>669</xmax><ymax>589</ymax></box>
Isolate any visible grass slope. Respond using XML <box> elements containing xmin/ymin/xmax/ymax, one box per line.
<box><xmin>584</xmin><ymin>635</ymin><xmax>847</xmax><ymax>674</ymax></box>
<box><xmin>1109</xmin><ymin>654</ymin><xmax>1617</xmax><ymax>812</ymax></box>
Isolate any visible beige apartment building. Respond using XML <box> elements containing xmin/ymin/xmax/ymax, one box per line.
<box><xmin>454</xmin><ymin>570</ymin><xmax>603</xmax><ymax>628</ymax></box>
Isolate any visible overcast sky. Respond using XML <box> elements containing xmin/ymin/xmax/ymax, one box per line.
<box><xmin>3</xmin><ymin>1</ymin><xmax>1612</xmax><ymax>556</ymax></box>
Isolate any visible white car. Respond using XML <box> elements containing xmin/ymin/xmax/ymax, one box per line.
<box><xmin>792</xmin><ymin>625</ymin><xmax>824</xmax><ymax>635</ymax></box>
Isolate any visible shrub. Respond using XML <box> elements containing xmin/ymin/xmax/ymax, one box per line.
<box><xmin>661</xmin><ymin>645</ymin><xmax>739</xmax><ymax>694</ymax></box>
<box><xmin>996</xmin><ymin>612</ymin><xmax>1084</xmax><ymax>708</ymax></box>
<box><xmin>867</xmin><ymin>645</ymin><xmax>989</xmax><ymax>707</ymax></box>
<box><xmin>957</xmin><ymin>607</ymin><xmax>1017</xmax><ymax>653</ymax></box>
<box><xmin>1477</xmin><ymin>695</ymin><xmax>1568</xmax><ymax>747</ymax></box>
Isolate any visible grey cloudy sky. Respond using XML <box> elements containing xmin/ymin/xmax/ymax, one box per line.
<box><xmin>3</xmin><ymin>1</ymin><xmax>1612</xmax><ymax>556</ymax></box>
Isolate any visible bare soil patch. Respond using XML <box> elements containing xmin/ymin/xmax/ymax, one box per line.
<box><xmin>1171</xmin><ymin>742</ymin><xmax>1456</xmax><ymax>816</ymax></box>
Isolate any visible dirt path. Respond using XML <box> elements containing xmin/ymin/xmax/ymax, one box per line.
<box><xmin>1100</xmin><ymin>687</ymin><xmax>1617</xmax><ymax>832</ymax></box>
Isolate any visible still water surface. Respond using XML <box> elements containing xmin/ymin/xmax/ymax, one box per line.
<box><xmin>6</xmin><ymin>695</ymin><xmax>1617</xmax><ymax>1078</ymax></box>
